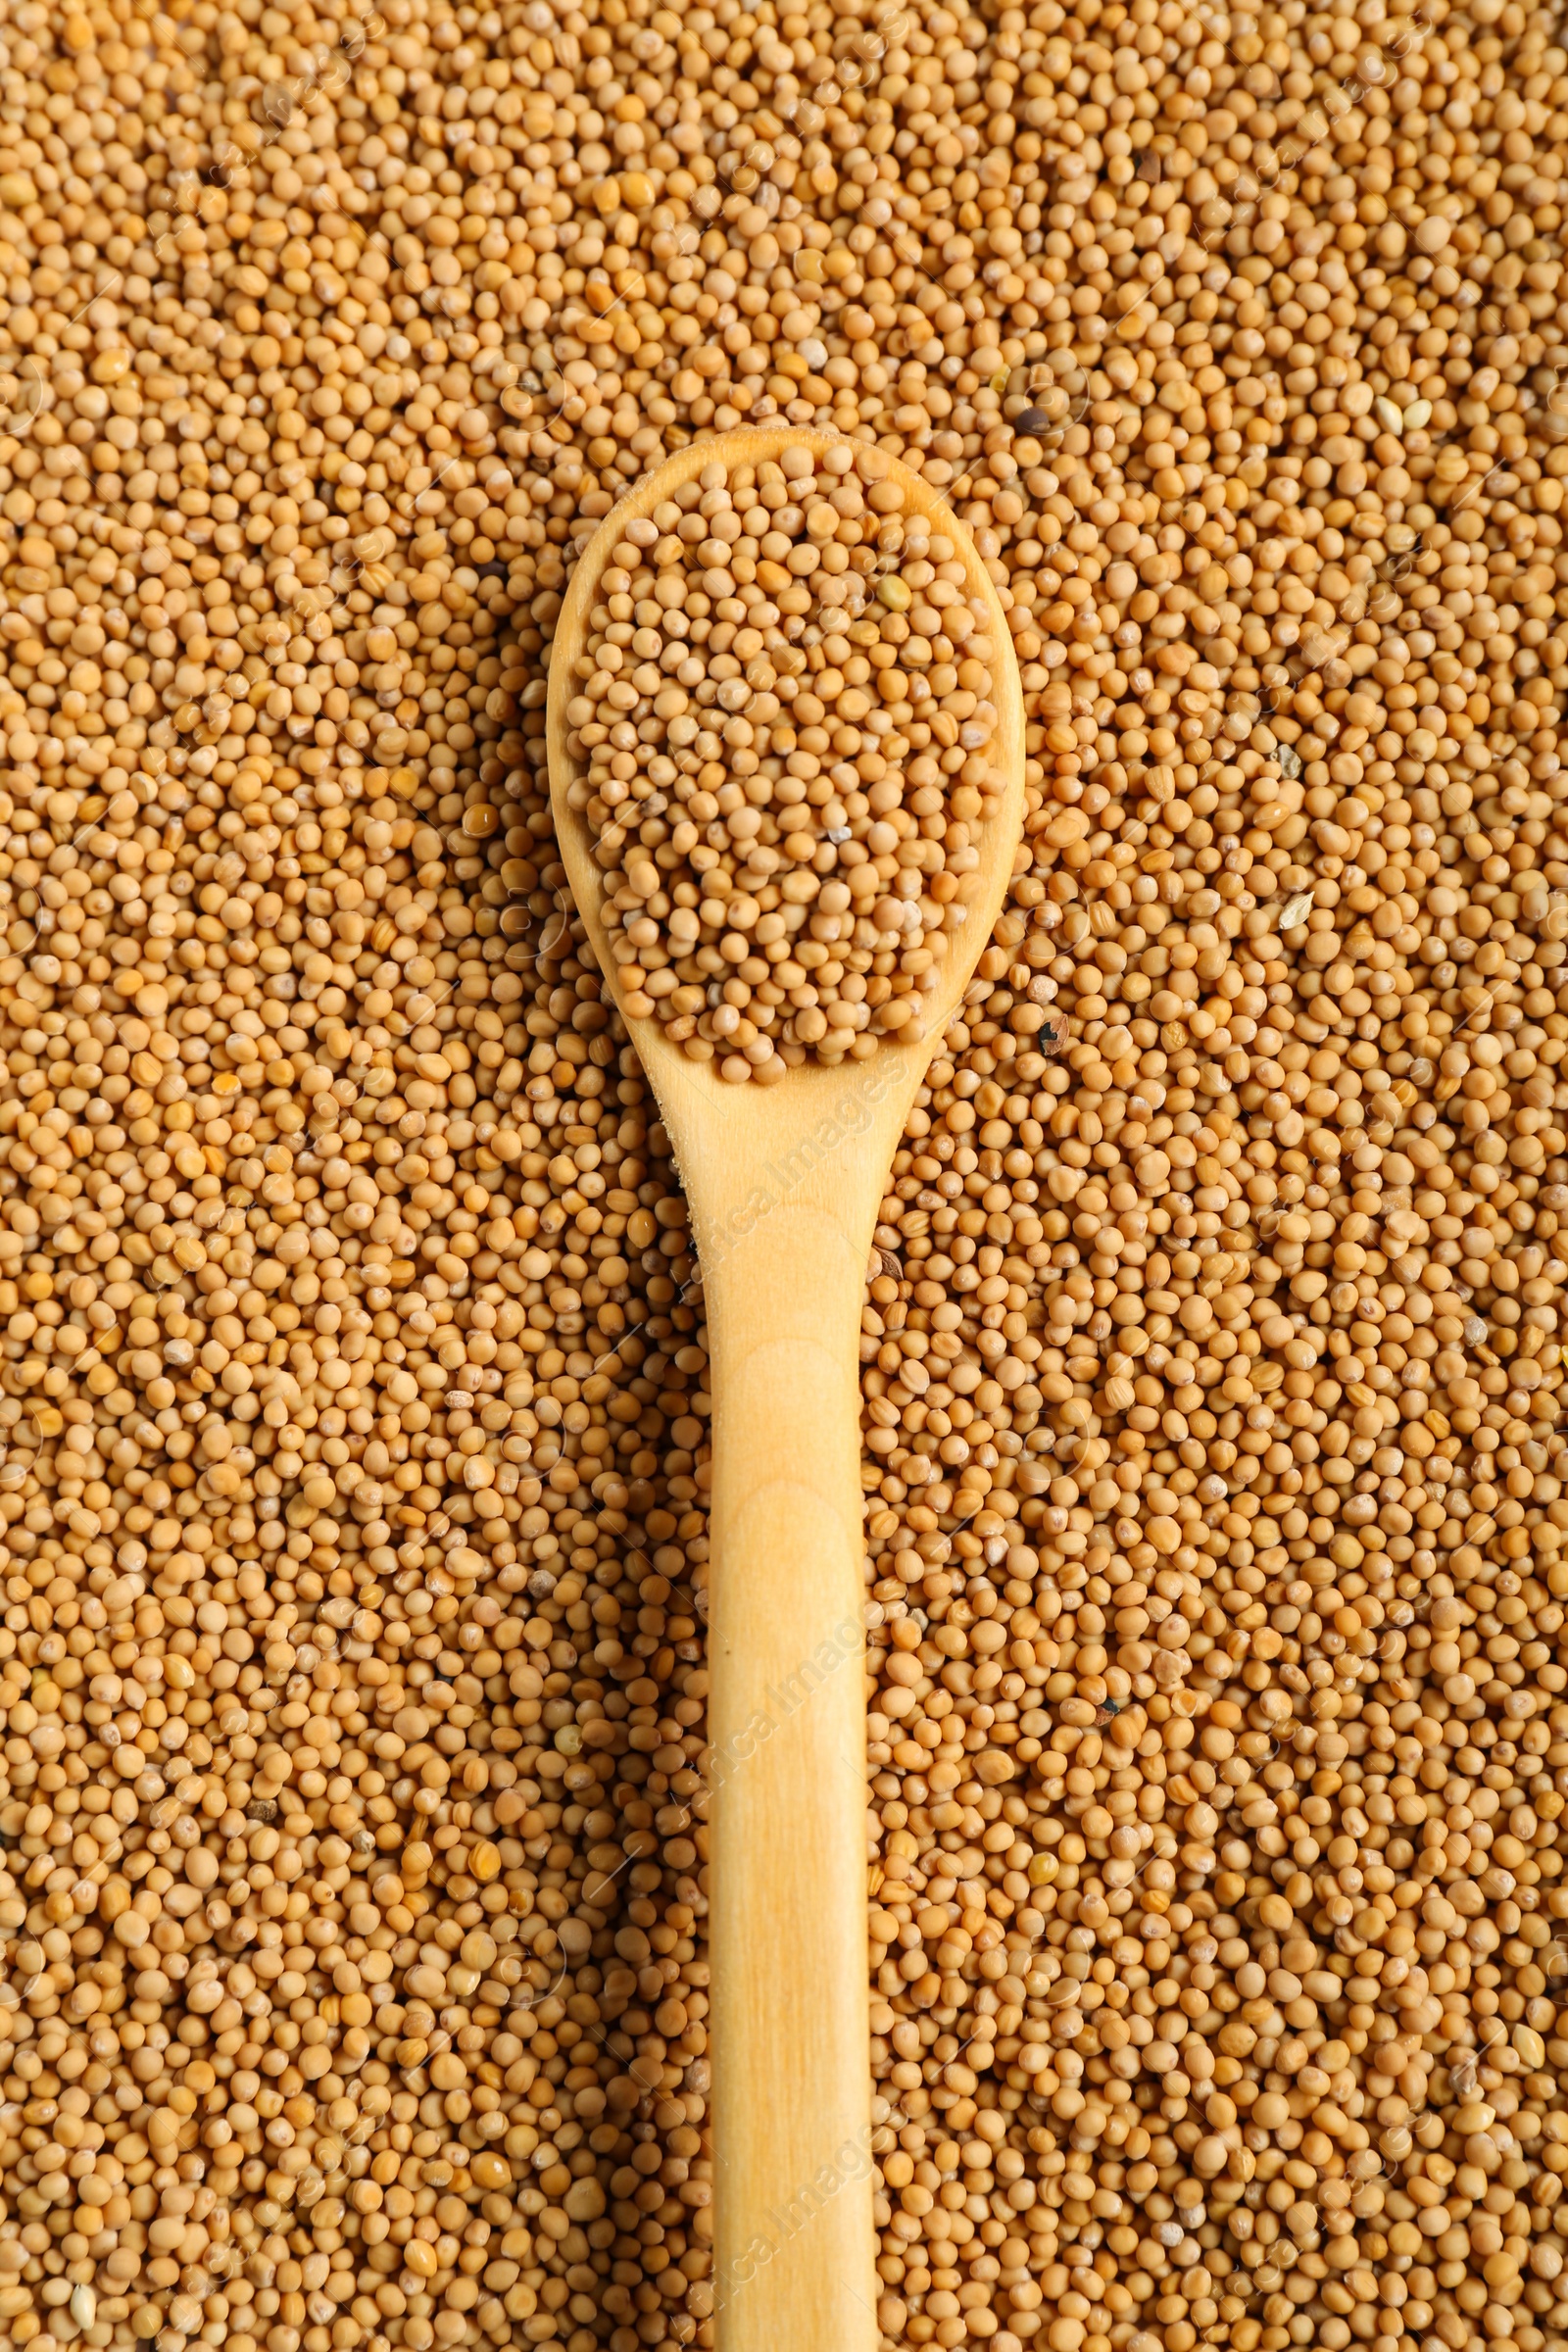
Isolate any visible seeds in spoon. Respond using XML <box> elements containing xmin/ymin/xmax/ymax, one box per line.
<box><xmin>563</xmin><ymin>446</ymin><xmax>1004</xmax><ymax>1083</ymax></box>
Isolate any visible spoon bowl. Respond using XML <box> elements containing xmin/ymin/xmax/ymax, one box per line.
<box><xmin>547</xmin><ymin>424</ymin><xmax>1025</xmax><ymax>2352</ymax></box>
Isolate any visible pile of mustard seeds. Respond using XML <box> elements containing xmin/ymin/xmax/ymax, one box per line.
<box><xmin>0</xmin><ymin>0</ymin><xmax>1565</xmax><ymax>2348</ymax></box>
<box><xmin>564</xmin><ymin>441</ymin><xmax>1004</xmax><ymax>1077</ymax></box>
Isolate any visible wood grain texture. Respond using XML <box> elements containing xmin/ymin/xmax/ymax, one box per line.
<box><xmin>547</xmin><ymin>426</ymin><xmax>1025</xmax><ymax>2352</ymax></box>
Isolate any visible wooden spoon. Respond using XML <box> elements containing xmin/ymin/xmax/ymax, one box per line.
<box><xmin>547</xmin><ymin>425</ymin><xmax>1025</xmax><ymax>2352</ymax></box>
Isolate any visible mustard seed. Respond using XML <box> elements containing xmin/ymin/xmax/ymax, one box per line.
<box><xmin>565</xmin><ymin>451</ymin><xmax>1004</xmax><ymax>1075</ymax></box>
<box><xmin>0</xmin><ymin>0</ymin><xmax>1562</xmax><ymax>2347</ymax></box>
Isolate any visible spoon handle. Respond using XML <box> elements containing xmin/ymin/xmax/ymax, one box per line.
<box><xmin>700</xmin><ymin>1174</ymin><xmax>882</xmax><ymax>2352</ymax></box>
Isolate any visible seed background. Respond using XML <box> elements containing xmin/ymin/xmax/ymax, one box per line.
<box><xmin>0</xmin><ymin>1</ymin><xmax>1562</xmax><ymax>2351</ymax></box>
